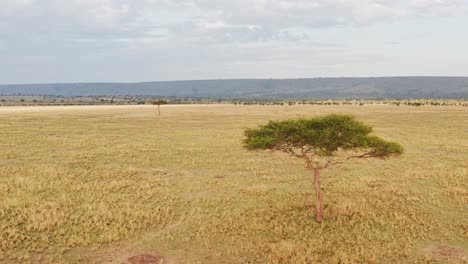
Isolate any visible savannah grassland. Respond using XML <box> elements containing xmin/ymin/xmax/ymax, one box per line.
<box><xmin>0</xmin><ymin>104</ymin><xmax>467</xmax><ymax>263</ymax></box>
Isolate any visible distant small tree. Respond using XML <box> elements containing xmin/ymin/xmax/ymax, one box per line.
<box><xmin>152</xmin><ymin>99</ymin><xmax>168</xmax><ymax>116</ymax></box>
<box><xmin>243</xmin><ymin>114</ymin><xmax>403</xmax><ymax>223</ymax></box>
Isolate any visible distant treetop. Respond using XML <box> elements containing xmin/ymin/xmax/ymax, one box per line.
<box><xmin>152</xmin><ymin>99</ymin><xmax>168</xmax><ymax>105</ymax></box>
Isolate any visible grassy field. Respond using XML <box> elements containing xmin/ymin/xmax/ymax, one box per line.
<box><xmin>0</xmin><ymin>104</ymin><xmax>467</xmax><ymax>263</ymax></box>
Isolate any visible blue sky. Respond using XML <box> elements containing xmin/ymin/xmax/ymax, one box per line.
<box><xmin>1</xmin><ymin>0</ymin><xmax>468</xmax><ymax>84</ymax></box>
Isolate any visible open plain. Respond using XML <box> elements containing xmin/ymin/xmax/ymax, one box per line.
<box><xmin>0</xmin><ymin>104</ymin><xmax>467</xmax><ymax>263</ymax></box>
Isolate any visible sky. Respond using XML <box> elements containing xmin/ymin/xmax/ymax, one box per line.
<box><xmin>1</xmin><ymin>0</ymin><xmax>468</xmax><ymax>84</ymax></box>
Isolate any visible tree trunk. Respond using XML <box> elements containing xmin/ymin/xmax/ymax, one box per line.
<box><xmin>158</xmin><ymin>105</ymin><xmax>161</xmax><ymax>116</ymax></box>
<box><xmin>314</xmin><ymin>168</ymin><xmax>323</xmax><ymax>223</ymax></box>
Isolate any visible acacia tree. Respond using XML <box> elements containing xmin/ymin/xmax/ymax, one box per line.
<box><xmin>152</xmin><ymin>99</ymin><xmax>168</xmax><ymax>116</ymax></box>
<box><xmin>243</xmin><ymin>114</ymin><xmax>403</xmax><ymax>223</ymax></box>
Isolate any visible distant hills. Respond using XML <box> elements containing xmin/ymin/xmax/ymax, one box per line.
<box><xmin>1</xmin><ymin>77</ymin><xmax>467</xmax><ymax>99</ymax></box>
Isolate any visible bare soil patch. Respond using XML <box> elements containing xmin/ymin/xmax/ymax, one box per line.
<box><xmin>423</xmin><ymin>245</ymin><xmax>467</xmax><ymax>263</ymax></box>
<box><xmin>128</xmin><ymin>254</ymin><xmax>165</xmax><ymax>264</ymax></box>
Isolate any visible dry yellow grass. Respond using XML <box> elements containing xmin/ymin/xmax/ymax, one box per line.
<box><xmin>0</xmin><ymin>104</ymin><xmax>467</xmax><ymax>263</ymax></box>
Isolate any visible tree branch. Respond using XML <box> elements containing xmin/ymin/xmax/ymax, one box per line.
<box><xmin>346</xmin><ymin>152</ymin><xmax>374</xmax><ymax>160</ymax></box>
<box><xmin>320</xmin><ymin>160</ymin><xmax>342</xmax><ymax>169</ymax></box>
<box><xmin>300</xmin><ymin>147</ymin><xmax>316</xmax><ymax>169</ymax></box>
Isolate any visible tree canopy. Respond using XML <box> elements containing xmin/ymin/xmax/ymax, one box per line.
<box><xmin>152</xmin><ymin>99</ymin><xmax>168</xmax><ymax>106</ymax></box>
<box><xmin>244</xmin><ymin>114</ymin><xmax>402</xmax><ymax>161</ymax></box>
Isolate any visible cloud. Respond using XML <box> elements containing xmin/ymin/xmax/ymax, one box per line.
<box><xmin>1</xmin><ymin>0</ymin><xmax>467</xmax><ymax>83</ymax></box>
<box><xmin>2</xmin><ymin>0</ymin><xmax>468</xmax><ymax>44</ymax></box>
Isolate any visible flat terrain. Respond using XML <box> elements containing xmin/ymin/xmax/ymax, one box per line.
<box><xmin>0</xmin><ymin>104</ymin><xmax>467</xmax><ymax>263</ymax></box>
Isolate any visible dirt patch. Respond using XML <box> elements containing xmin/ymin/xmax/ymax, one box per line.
<box><xmin>423</xmin><ymin>245</ymin><xmax>467</xmax><ymax>263</ymax></box>
<box><xmin>128</xmin><ymin>254</ymin><xmax>165</xmax><ymax>264</ymax></box>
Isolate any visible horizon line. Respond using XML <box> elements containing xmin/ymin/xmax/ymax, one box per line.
<box><xmin>2</xmin><ymin>75</ymin><xmax>468</xmax><ymax>86</ymax></box>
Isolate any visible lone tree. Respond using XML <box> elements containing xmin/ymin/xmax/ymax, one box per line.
<box><xmin>243</xmin><ymin>114</ymin><xmax>403</xmax><ymax>223</ymax></box>
<box><xmin>152</xmin><ymin>99</ymin><xmax>168</xmax><ymax>116</ymax></box>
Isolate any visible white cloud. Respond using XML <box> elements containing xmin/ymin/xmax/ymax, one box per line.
<box><xmin>2</xmin><ymin>0</ymin><xmax>468</xmax><ymax>42</ymax></box>
<box><xmin>1</xmin><ymin>0</ymin><xmax>467</xmax><ymax>83</ymax></box>
<box><xmin>0</xmin><ymin>1</ymin><xmax>465</xmax><ymax>38</ymax></box>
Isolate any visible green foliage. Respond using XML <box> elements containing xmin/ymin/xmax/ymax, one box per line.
<box><xmin>152</xmin><ymin>99</ymin><xmax>168</xmax><ymax>106</ymax></box>
<box><xmin>244</xmin><ymin>114</ymin><xmax>403</xmax><ymax>158</ymax></box>
<box><xmin>364</xmin><ymin>136</ymin><xmax>404</xmax><ymax>157</ymax></box>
